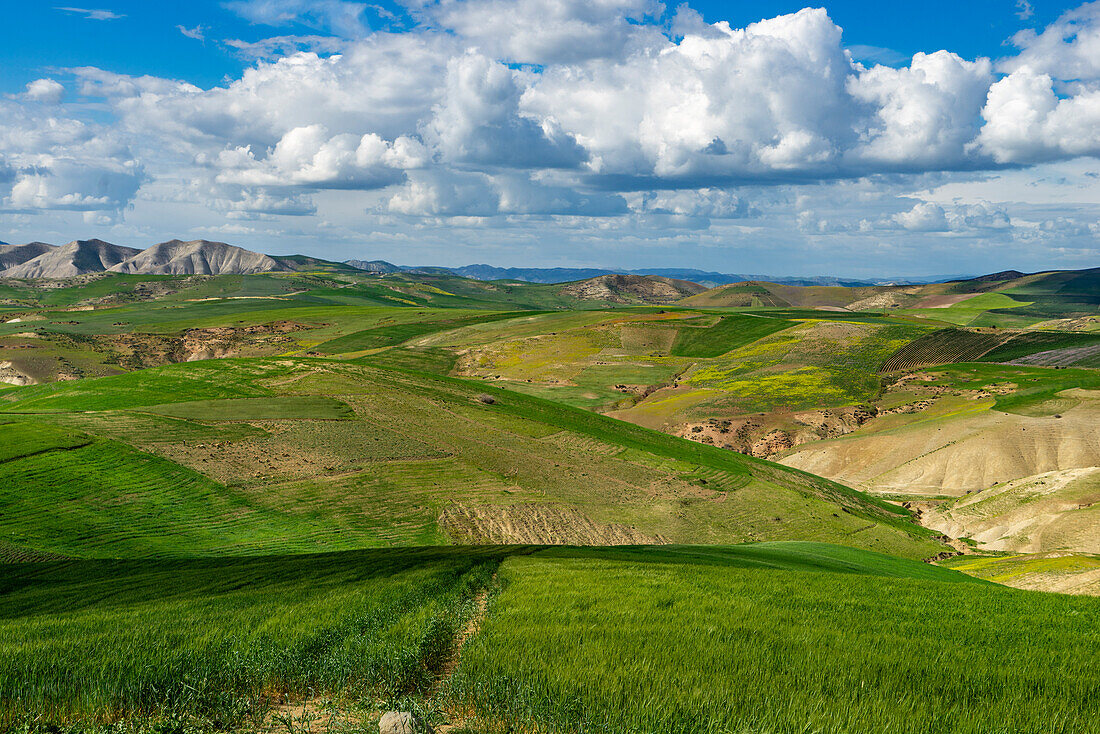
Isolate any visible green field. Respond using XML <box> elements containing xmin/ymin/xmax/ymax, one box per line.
<box><xmin>670</xmin><ymin>313</ymin><xmax>793</xmax><ymax>357</ymax></box>
<box><xmin>920</xmin><ymin>362</ymin><xmax>1100</xmax><ymax>415</ymax></box>
<box><xmin>0</xmin><ymin>357</ymin><xmax>944</xmax><ymax>561</ymax></box>
<box><xmin>688</xmin><ymin>320</ymin><xmax>932</xmax><ymax>413</ymax></box>
<box><xmin>978</xmin><ymin>330</ymin><xmax>1100</xmax><ymax>363</ymax></box>
<box><xmin>449</xmin><ymin>545</ymin><xmax>1099</xmax><ymax>734</ymax></box>
<box><xmin>0</xmin><ymin>548</ymin><xmax>499</xmax><ymax>728</ymax></box>
<box><xmin>7</xmin><ymin>543</ymin><xmax>1100</xmax><ymax>733</ymax></box>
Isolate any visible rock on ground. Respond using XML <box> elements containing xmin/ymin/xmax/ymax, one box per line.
<box><xmin>379</xmin><ymin>711</ymin><xmax>433</xmax><ymax>734</ymax></box>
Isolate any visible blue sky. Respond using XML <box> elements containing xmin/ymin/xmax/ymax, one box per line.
<box><xmin>1</xmin><ymin>1</ymin><xmax>1098</xmax><ymax>276</ymax></box>
<box><xmin>0</xmin><ymin>1</ymin><xmax>1073</xmax><ymax>93</ymax></box>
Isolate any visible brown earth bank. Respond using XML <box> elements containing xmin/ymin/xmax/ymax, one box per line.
<box><xmin>922</xmin><ymin>467</ymin><xmax>1100</xmax><ymax>553</ymax></box>
<box><xmin>0</xmin><ymin>359</ymin><xmax>37</xmax><ymax>386</ymax></box>
<box><xmin>106</xmin><ymin>321</ymin><xmax>308</xmax><ymax>369</ymax></box>
<box><xmin>674</xmin><ymin>405</ymin><xmax>877</xmax><ymax>459</ymax></box>
<box><xmin>780</xmin><ymin>396</ymin><xmax>1100</xmax><ymax>498</ymax></box>
<box><xmin>439</xmin><ymin>504</ymin><xmax>668</xmax><ymax>545</ymax></box>
<box><xmin>0</xmin><ymin>320</ymin><xmax>318</xmax><ymax>384</ymax></box>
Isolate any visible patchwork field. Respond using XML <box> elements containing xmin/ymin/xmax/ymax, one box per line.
<box><xmin>3</xmin><ymin>265</ymin><xmax>1100</xmax><ymax>732</ymax></box>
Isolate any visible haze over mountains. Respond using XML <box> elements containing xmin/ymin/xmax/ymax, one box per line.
<box><xmin>342</xmin><ymin>259</ymin><xmax>951</xmax><ymax>287</ymax></box>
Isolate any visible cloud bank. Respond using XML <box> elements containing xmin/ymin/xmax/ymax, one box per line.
<box><xmin>5</xmin><ymin>1</ymin><xmax>1100</xmax><ymax>274</ymax></box>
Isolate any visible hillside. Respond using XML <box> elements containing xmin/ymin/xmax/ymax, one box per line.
<box><xmin>922</xmin><ymin>467</ymin><xmax>1100</xmax><ymax>553</ymax></box>
<box><xmin>1</xmin><ymin>239</ymin><xmax>141</xmax><ymax>278</ymax></box>
<box><xmin>1</xmin><ymin>265</ymin><xmax>1099</xmax><ymax>732</ymax></box>
<box><xmin>344</xmin><ymin>258</ymin><xmax>403</xmax><ymax>273</ymax></box>
<box><xmin>780</xmin><ymin>364</ymin><xmax>1100</xmax><ymax>496</ymax></box>
<box><xmin>0</xmin><ymin>242</ymin><xmax>54</xmax><ymax>270</ymax></box>
<box><xmin>0</xmin><ymin>357</ymin><xmax>943</xmax><ymax>560</ymax></box>
<box><xmin>109</xmin><ymin>239</ymin><xmax>284</xmax><ymax>275</ymax></box>
<box><xmin>944</xmin><ymin>552</ymin><xmax>1100</xmax><ymax>595</ymax></box>
<box><xmin>342</xmin><ymin>261</ymin><xmax>890</xmax><ymax>286</ymax></box>
<box><xmin>559</xmin><ymin>273</ymin><xmax>708</xmax><ymax>304</ymax></box>
<box><xmin>675</xmin><ymin>266</ymin><xmax>1100</xmax><ymax>326</ymax></box>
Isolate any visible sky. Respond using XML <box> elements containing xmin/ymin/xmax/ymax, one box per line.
<box><xmin>0</xmin><ymin>1</ymin><xmax>1099</xmax><ymax>277</ymax></box>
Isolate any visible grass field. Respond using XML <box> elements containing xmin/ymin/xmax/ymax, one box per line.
<box><xmin>10</xmin><ymin>543</ymin><xmax>1100</xmax><ymax>734</ymax></box>
<box><xmin>879</xmin><ymin>328</ymin><xmax>1100</xmax><ymax>371</ymax></box>
<box><xmin>0</xmin><ymin>548</ymin><xmax>500</xmax><ymax>728</ymax></box>
<box><xmin>880</xmin><ymin>328</ymin><xmax>1014</xmax><ymax>371</ymax></box>
<box><xmin>943</xmin><ymin>552</ymin><xmax>1100</xmax><ymax>594</ymax></box>
<box><xmin>978</xmin><ymin>330</ymin><xmax>1100</xmax><ymax>363</ymax></box>
<box><xmin>449</xmin><ymin>544</ymin><xmax>1100</xmax><ymax>734</ymax></box>
<box><xmin>687</xmin><ymin>320</ymin><xmax>932</xmax><ymax>413</ymax></box>
<box><xmin>670</xmin><ymin>313</ymin><xmax>792</xmax><ymax>357</ymax></box>
<box><xmin>925</xmin><ymin>362</ymin><xmax>1100</xmax><ymax>415</ymax></box>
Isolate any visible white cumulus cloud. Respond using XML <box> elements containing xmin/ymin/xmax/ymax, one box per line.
<box><xmin>22</xmin><ymin>79</ymin><xmax>66</xmax><ymax>105</ymax></box>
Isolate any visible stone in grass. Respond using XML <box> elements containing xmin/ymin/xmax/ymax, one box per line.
<box><xmin>379</xmin><ymin>710</ymin><xmax>434</xmax><ymax>734</ymax></box>
<box><xmin>476</xmin><ymin>393</ymin><xmax>496</xmax><ymax>405</ymax></box>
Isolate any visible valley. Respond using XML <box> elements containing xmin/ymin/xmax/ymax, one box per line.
<box><xmin>1</xmin><ymin>245</ymin><xmax>1099</xmax><ymax>732</ymax></box>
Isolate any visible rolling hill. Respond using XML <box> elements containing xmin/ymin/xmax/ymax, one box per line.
<box><xmin>922</xmin><ymin>467</ymin><xmax>1100</xmax><ymax>553</ymax></box>
<box><xmin>558</xmin><ymin>273</ymin><xmax>708</xmax><ymax>304</ymax></box>
<box><xmin>0</xmin><ymin>356</ymin><xmax>944</xmax><ymax>560</ymax></box>
<box><xmin>1</xmin><ymin>262</ymin><xmax>1100</xmax><ymax>732</ymax></box>
<box><xmin>678</xmin><ymin>266</ymin><xmax>1100</xmax><ymax>325</ymax></box>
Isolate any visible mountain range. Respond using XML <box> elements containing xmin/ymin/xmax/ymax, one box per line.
<box><xmin>342</xmin><ymin>259</ymin><xmax>960</xmax><ymax>287</ymax></box>
<box><xmin>0</xmin><ymin>239</ymin><xmax>295</xmax><ymax>279</ymax></box>
<box><xmin>2</xmin><ymin>237</ymin><xmax>969</xmax><ymax>284</ymax></box>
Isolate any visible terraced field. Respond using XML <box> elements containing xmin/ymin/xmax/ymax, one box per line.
<box><xmin>881</xmin><ymin>327</ymin><xmax>1100</xmax><ymax>372</ymax></box>
<box><xmin>880</xmin><ymin>328</ymin><xmax>1016</xmax><ymax>371</ymax></box>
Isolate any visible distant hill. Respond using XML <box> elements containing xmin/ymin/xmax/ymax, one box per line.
<box><xmin>963</xmin><ymin>270</ymin><xmax>1028</xmax><ymax>283</ymax></box>
<box><xmin>270</xmin><ymin>254</ymin><xmax>361</xmax><ymax>273</ymax></box>
<box><xmin>343</xmin><ymin>259</ymin><xmax>404</xmax><ymax>273</ymax></box>
<box><xmin>0</xmin><ymin>242</ymin><xmax>55</xmax><ymax>271</ymax></box>
<box><xmin>451</xmin><ymin>265</ymin><xmax>623</xmax><ymax>283</ymax></box>
<box><xmin>1</xmin><ymin>239</ymin><xmax>141</xmax><ymax>279</ymax></box>
<box><xmin>560</xmin><ymin>273</ymin><xmax>708</xmax><ymax>304</ymax></box>
<box><xmin>109</xmin><ymin>240</ymin><xmax>285</xmax><ymax>276</ymax></box>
